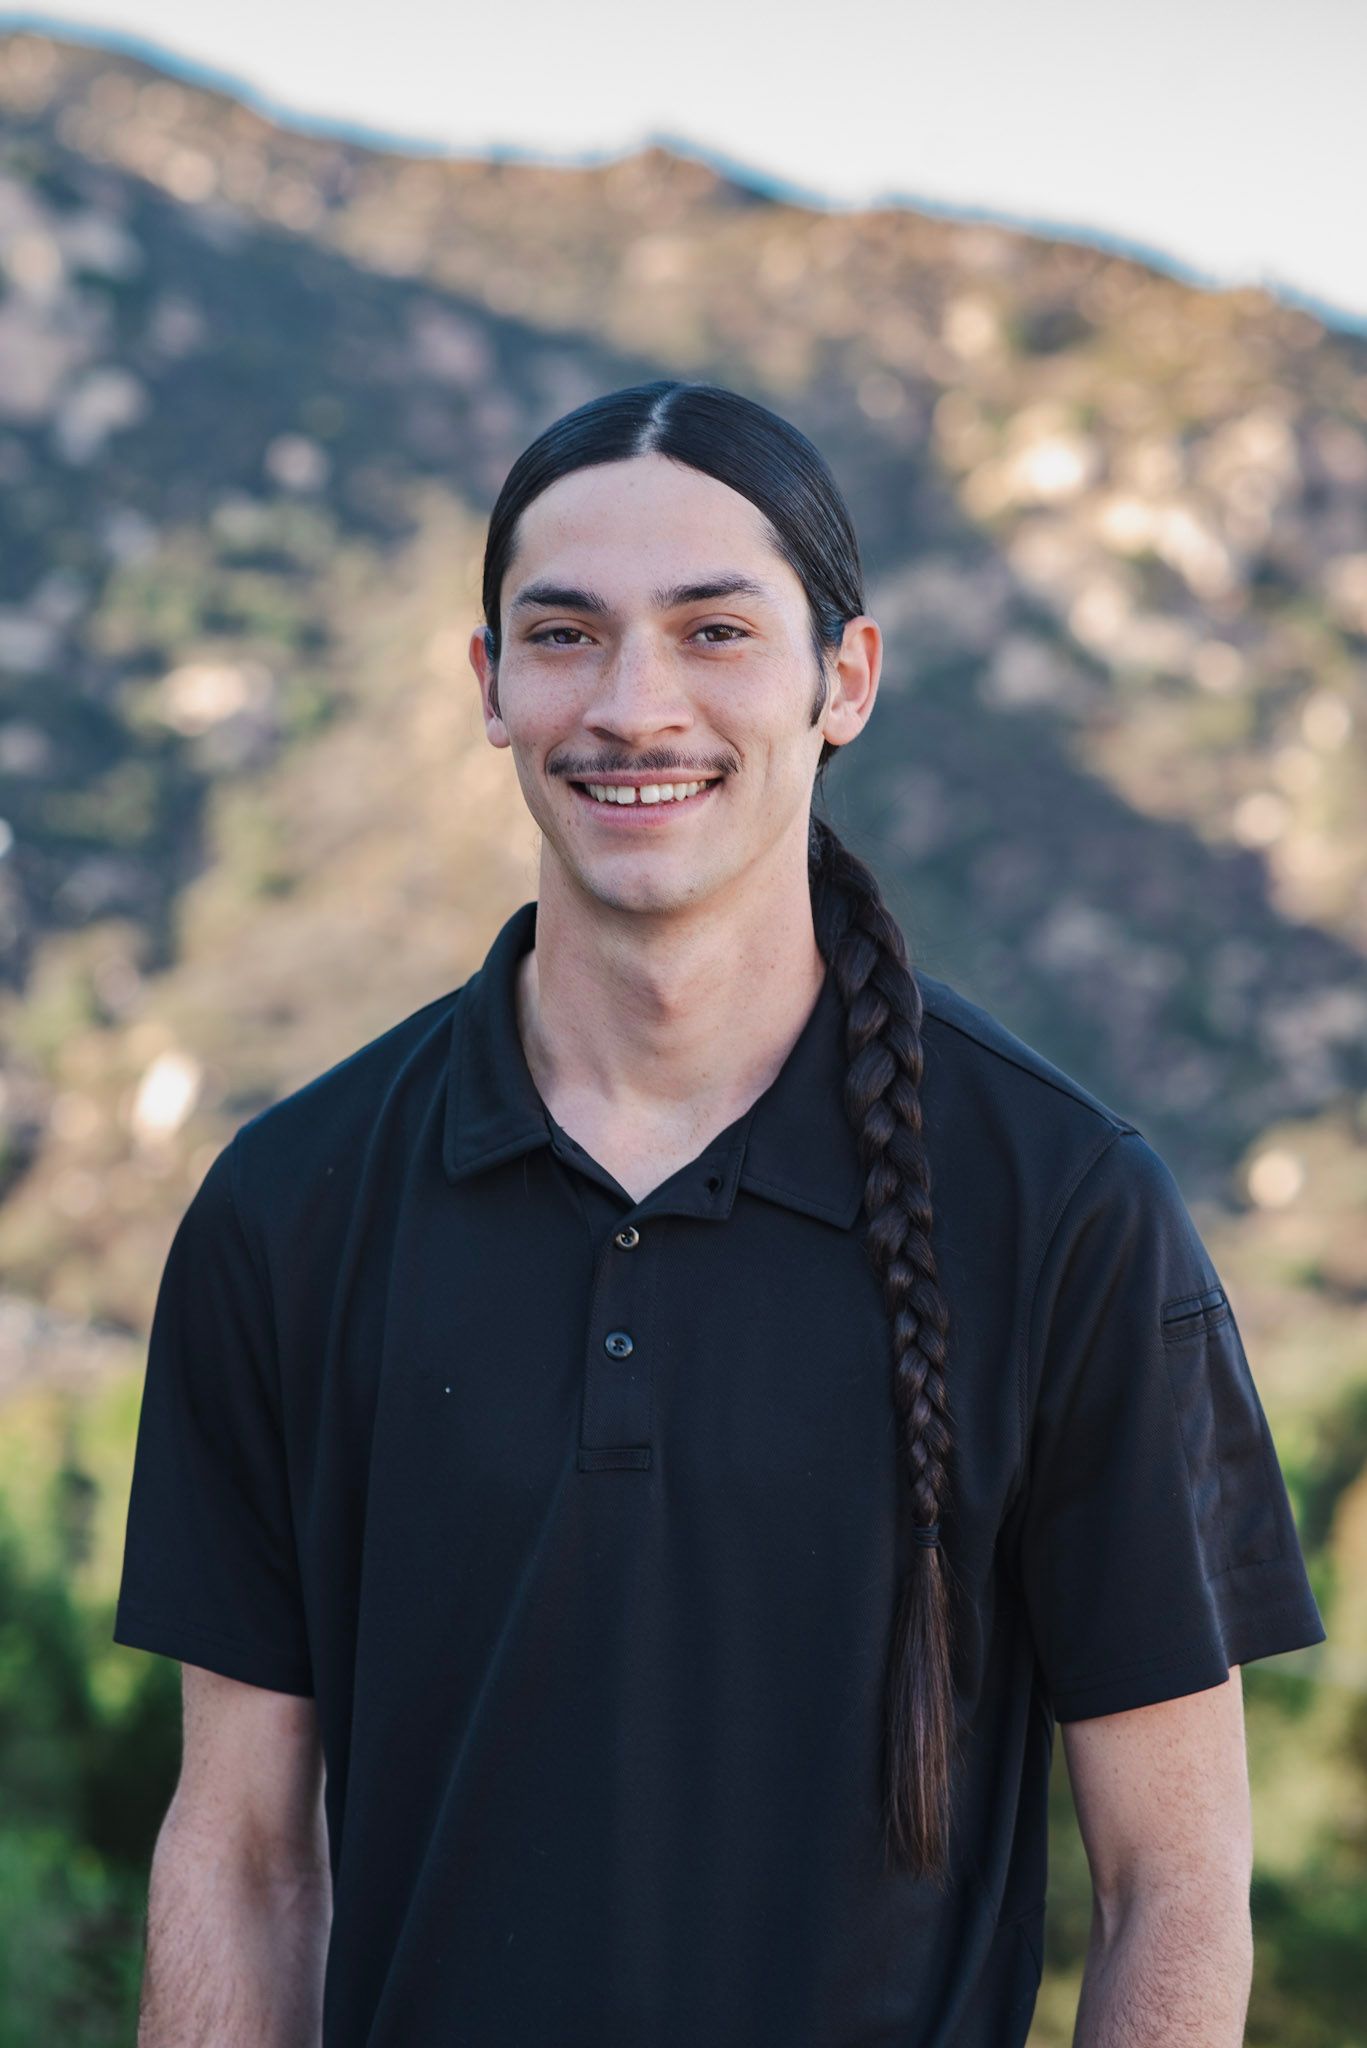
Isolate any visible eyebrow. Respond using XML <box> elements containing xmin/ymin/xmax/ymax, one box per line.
<box><xmin>507</xmin><ymin>573</ymin><xmax>773</xmax><ymax>619</ymax></box>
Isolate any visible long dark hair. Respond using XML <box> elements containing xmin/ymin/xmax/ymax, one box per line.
<box><xmin>480</xmin><ymin>380</ymin><xmax>959</xmax><ymax>1882</ymax></box>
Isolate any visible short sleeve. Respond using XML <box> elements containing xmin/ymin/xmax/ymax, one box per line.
<box><xmin>1016</xmin><ymin>1128</ymin><xmax>1325</xmax><ymax>1722</ymax></box>
<box><xmin>112</xmin><ymin>1135</ymin><xmax>313</xmax><ymax>1695</ymax></box>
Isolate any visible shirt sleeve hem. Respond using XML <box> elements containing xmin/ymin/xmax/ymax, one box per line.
<box><xmin>1049</xmin><ymin>1610</ymin><xmax>1327</xmax><ymax>1723</ymax></box>
<box><xmin>112</xmin><ymin>1601</ymin><xmax>314</xmax><ymax>1697</ymax></box>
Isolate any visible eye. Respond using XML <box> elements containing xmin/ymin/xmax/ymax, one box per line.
<box><xmin>528</xmin><ymin>626</ymin><xmax>591</xmax><ymax>646</ymax></box>
<box><xmin>694</xmin><ymin>623</ymin><xmax>748</xmax><ymax>644</ymax></box>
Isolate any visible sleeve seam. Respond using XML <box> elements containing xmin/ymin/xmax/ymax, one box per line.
<box><xmin>226</xmin><ymin>1132</ymin><xmax>276</xmax><ymax>1348</ymax></box>
<box><xmin>1205</xmin><ymin>1553</ymin><xmax>1297</xmax><ymax>1584</ymax></box>
<box><xmin>225</xmin><ymin>1130</ymin><xmax>288</xmax><ymax>1434</ymax></box>
<box><xmin>1012</xmin><ymin>1128</ymin><xmax>1130</xmax><ymax>1513</ymax></box>
<box><xmin>223</xmin><ymin>1131</ymin><xmax>311</xmax><ymax>1654</ymax></box>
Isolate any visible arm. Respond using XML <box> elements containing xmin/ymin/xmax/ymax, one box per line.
<box><xmin>137</xmin><ymin>1663</ymin><xmax>332</xmax><ymax>2047</ymax></box>
<box><xmin>1061</xmin><ymin>1665</ymin><xmax>1254</xmax><ymax>2048</ymax></box>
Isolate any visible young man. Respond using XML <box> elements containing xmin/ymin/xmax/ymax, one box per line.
<box><xmin>115</xmin><ymin>381</ymin><xmax>1326</xmax><ymax>2046</ymax></box>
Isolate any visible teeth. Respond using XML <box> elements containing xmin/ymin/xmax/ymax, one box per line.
<box><xmin>584</xmin><ymin>781</ymin><xmax>713</xmax><ymax>805</ymax></box>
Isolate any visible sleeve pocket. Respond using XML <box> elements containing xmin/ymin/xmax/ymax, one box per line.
<box><xmin>1160</xmin><ymin>1285</ymin><xmax>1284</xmax><ymax>1577</ymax></box>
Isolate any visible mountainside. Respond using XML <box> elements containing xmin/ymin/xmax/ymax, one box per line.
<box><xmin>2</xmin><ymin>38</ymin><xmax>1366</xmax><ymax>2036</ymax></box>
<box><xmin>0</xmin><ymin>24</ymin><xmax>1362</xmax><ymax>1411</ymax></box>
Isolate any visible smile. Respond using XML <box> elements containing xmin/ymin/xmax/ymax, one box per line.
<box><xmin>568</xmin><ymin>778</ymin><xmax>723</xmax><ymax>822</ymax></box>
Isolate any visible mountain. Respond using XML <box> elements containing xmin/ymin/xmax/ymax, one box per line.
<box><xmin>2</xmin><ymin>34</ymin><xmax>1365</xmax><ymax>2037</ymax></box>
<box><xmin>0</xmin><ymin>25</ymin><xmax>1362</xmax><ymax>1393</ymax></box>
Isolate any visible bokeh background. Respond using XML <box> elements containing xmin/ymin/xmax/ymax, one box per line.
<box><xmin>0</xmin><ymin>10</ymin><xmax>1364</xmax><ymax>2042</ymax></box>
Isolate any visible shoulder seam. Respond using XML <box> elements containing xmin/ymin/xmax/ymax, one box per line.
<box><xmin>919</xmin><ymin>993</ymin><xmax>1136</xmax><ymax>1135</ymax></box>
<box><xmin>225</xmin><ymin>1131</ymin><xmax>284</xmax><ymax>1413</ymax></box>
<box><xmin>225</xmin><ymin>1130</ymin><xmax>266</xmax><ymax>1285</ymax></box>
<box><xmin>238</xmin><ymin>984</ymin><xmax>467</xmax><ymax>1135</ymax></box>
<box><xmin>1010</xmin><ymin>1127</ymin><xmax>1134</xmax><ymax>1521</ymax></box>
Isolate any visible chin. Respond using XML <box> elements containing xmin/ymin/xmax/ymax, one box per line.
<box><xmin>562</xmin><ymin>859</ymin><xmax>719</xmax><ymax>920</ymax></box>
<box><xmin>596</xmin><ymin>876</ymin><xmax>705</xmax><ymax>917</ymax></box>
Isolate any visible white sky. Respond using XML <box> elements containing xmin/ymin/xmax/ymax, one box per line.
<box><xmin>6</xmin><ymin>0</ymin><xmax>1366</xmax><ymax>325</ymax></box>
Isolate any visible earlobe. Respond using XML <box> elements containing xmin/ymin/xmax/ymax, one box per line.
<box><xmin>468</xmin><ymin>624</ymin><xmax>504</xmax><ymax>730</ymax></box>
<box><xmin>820</xmin><ymin>701</ymin><xmax>858</xmax><ymax>751</ymax></box>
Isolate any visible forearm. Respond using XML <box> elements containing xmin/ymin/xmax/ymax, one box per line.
<box><xmin>137</xmin><ymin>1820</ymin><xmax>332</xmax><ymax>2046</ymax></box>
<box><xmin>1072</xmin><ymin>1883</ymin><xmax>1253</xmax><ymax>2047</ymax></box>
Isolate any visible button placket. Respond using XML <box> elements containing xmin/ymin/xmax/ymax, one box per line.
<box><xmin>579</xmin><ymin>1218</ymin><xmax>656</xmax><ymax>1467</ymax></box>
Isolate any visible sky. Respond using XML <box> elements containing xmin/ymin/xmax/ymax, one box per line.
<box><xmin>6</xmin><ymin>0</ymin><xmax>1366</xmax><ymax>327</ymax></box>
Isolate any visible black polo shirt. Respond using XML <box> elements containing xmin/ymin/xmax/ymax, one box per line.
<box><xmin>113</xmin><ymin>896</ymin><xmax>1326</xmax><ymax>2048</ymax></box>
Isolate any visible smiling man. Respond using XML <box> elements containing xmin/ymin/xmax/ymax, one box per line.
<box><xmin>480</xmin><ymin>454</ymin><xmax>858</xmax><ymax>1209</ymax></box>
<box><xmin>114</xmin><ymin>380</ymin><xmax>1325</xmax><ymax>2047</ymax></box>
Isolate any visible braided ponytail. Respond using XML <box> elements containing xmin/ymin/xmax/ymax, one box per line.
<box><xmin>810</xmin><ymin>811</ymin><xmax>961</xmax><ymax>1883</ymax></box>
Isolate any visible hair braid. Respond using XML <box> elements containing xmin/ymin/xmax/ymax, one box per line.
<box><xmin>810</xmin><ymin>811</ymin><xmax>961</xmax><ymax>1883</ymax></box>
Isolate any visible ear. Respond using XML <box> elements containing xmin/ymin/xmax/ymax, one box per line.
<box><xmin>820</xmin><ymin>616</ymin><xmax>881</xmax><ymax>750</ymax></box>
<box><xmin>469</xmin><ymin>624</ymin><xmax>509</xmax><ymax>746</ymax></box>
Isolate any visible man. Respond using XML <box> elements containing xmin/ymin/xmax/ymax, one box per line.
<box><xmin>115</xmin><ymin>380</ymin><xmax>1326</xmax><ymax>2046</ymax></box>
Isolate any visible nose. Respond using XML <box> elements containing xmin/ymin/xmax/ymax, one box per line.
<box><xmin>582</xmin><ymin>629</ymin><xmax>694</xmax><ymax>746</ymax></box>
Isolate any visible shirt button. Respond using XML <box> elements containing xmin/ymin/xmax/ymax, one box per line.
<box><xmin>613</xmin><ymin>1226</ymin><xmax>640</xmax><ymax>1250</ymax></box>
<box><xmin>604</xmin><ymin>1330</ymin><xmax>634</xmax><ymax>1358</ymax></box>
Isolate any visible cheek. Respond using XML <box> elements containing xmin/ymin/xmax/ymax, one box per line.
<box><xmin>497</xmin><ymin>675</ymin><xmax>576</xmax><ymax>746</ymax></box>
<box><xmin>697</xmin><ymin>665</ymin><xmax>795</xmax><ymax>738</ymax></box>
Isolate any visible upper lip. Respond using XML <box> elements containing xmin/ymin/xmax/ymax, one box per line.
<box><xmin>570</xmin><ymin>771</ymin><xmax>723</xmax><ymax>786</ymax></box>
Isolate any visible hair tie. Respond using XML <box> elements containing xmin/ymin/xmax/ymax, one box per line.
<box><xmin>910</xmin><ymin>1521</ymin><xmax>941</xmax><ymax>1548</ymax></box>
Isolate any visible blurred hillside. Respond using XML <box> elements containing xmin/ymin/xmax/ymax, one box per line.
<box><xmin>0</xmin><ymin>24</ymin><xmax>1365</xmax><ymax>2045</ymax></box>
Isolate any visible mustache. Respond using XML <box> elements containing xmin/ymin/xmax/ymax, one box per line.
<box><xmin>553</xmin><ymin>757</ymin><xmax>734</xmax><ymax>779</ymax></box>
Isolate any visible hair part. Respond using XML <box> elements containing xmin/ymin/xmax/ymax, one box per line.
<box><xmin>480</xmin><ymin>379</ymin><xmax>849</xmax><ymax>751</ymax></box>
<box><xmin>481</xmin><ymin>379</ymin><xmax>962</xmax><ymax>1880</ymax></box>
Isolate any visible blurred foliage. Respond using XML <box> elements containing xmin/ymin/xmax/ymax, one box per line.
<box><xmin>0</xmin><ymin>1465</ymin><xmax>180</xmax><ymax>2042</ymax></box>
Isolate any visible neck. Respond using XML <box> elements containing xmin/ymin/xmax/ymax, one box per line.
<box><xmin>516</xmin><ymin>852</ymin><xmax>828</xmax><ymax>1134</ymax></box>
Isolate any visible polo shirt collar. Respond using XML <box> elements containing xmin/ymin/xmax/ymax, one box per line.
<box><xmin>442</xmin><ymin>899</ymin><xmax>866</xmax><ymax>1229</ymax></box>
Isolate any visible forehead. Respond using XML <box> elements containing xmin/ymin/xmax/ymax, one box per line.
<box><xmin>505</xmin><ymin>453</ymin><xmax>797</xmax><ymax>597</ymax></box>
